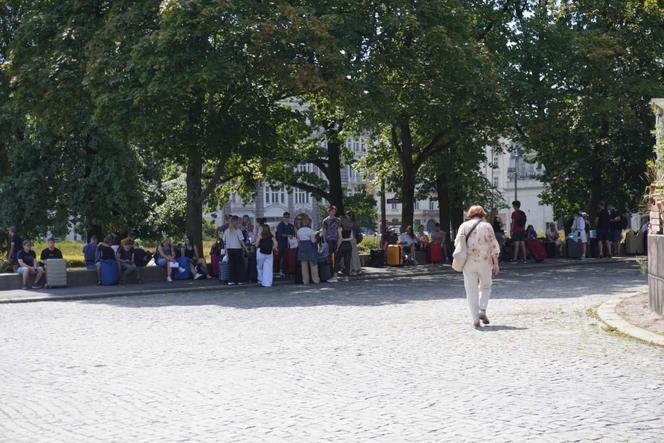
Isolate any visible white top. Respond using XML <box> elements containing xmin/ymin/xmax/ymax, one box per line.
<box><xmin>456</xmin><ymin>219</ymin><xmax>500</xmax><ymax>264</ymax></box>
<box><xmin>223</xmin><ymin>228</ymin><xmax>244</xmax><ymax>249</ymax></box>
<box><xmin>297</xmin><ymin>227</ymin><xmax>316</xmax><ymax>242</ymax></box>
<box><xmin>572</xmin><ymin>216</ymin><xmax>588</xmax><ymax>243</ymax></box>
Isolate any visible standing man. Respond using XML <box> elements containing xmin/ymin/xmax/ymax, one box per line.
<box><xmin>608</xmin><ymin>204</ymin><xmax>623</xmax><ymax>256</ymax></box>
<box><xmin>596</xmin><ymin>202</ymin><xmax>612</xmax><ymax>258</ymax></box>
<box><xmin>7</xmin><ymin>227</ymin><xmax>22</xmax><ymax>272</ymax></box>
<box><xmin>321</xmin><ymin>205</ymin><xmax>341</xmax><ymax>282</ymax></box>
<box><xmin>511</xmin><ymin>200</ymin><xmax>527</xmax><ymax>263</ymax></box>
<box><xmin>275</xmin><ymin>212</ymin><xmax>295</xmax><ymax>278</ymax></box>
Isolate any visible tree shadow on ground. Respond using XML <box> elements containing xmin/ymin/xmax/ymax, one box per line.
<box><xmin>80</xmin><ymin>262</ymin><xmax>646</xmax><ymax>310</ymax></box>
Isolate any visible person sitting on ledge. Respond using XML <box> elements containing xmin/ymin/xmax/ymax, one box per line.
<box><xmin>17</xmin><ymin>240</ymin><xmax>45</xmax><ymax>290</ymax></box>
<box><xmin>117</xmin><ymin>238</ymin><xmax>138</xmax><ymax>284</ymax></box>
<box><xmin>156</xmin><ymin>237</ymin><xmax>180</xmax><ymax>283</ymax></box>
<box><xmin>96</xmin><ymin>235</ymin><xmax>119</xmax><ymax>285</ymax></box>
<box><xmin>40</xmin><ymin>237</ymin><xmax>63</xmax><ymax>262</ymax></box>
<box><xmin>83</xmin><ymin>235</ymin><xmax>98</xmax><ymax>271</ymax></box>
<box><xmin>400</xmin><ymin>225</ymin><xmax>418</xmax><ymax>265</ymax></box>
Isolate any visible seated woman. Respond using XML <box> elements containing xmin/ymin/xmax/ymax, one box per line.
<box><xmin>416</xmin><ymin>225</ymin><xmax>429</xmax><ymax>251</ymax></box>
<box><xmin>526</xmin><ymin>225</ymin><xmax>538</xmax><ymax>240</ymax></box>
<box><xmin>17</xmin><ymin>240</ymin><xmax>45</xmax><ymax>290</ymax></box>
<box><xmin>96</xmin><ymin>235</ymin><xmax>119</xmax><ymax>285</ymax></box>
<box><xmin>399</xmin><ymin>225</ymin><xmax>418</xmax><ymax>264</ymax></box>
<box><xmin>179</xmin><ymin>235</ymin><xmax>209</xmax><ymax>280</ymax></box>
<box><xmin>156</xmin><ymin>237</ymin><xmax>180</xmax><ymax>282</ymax></box>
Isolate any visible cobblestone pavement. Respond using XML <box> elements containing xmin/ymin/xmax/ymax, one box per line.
<box><xmin>1</xmin><ymin>261</ymin><xmax>662</xmax><ymax>442</ymax></box>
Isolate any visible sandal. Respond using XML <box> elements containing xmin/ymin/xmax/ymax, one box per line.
<box><xmin>479</xmin><ymin>312</ymin><xmax>490</xmax><ymax>325</ymax></box>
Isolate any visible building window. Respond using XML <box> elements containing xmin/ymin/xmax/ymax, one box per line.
<box><xmin>415</xmin><ymin>201</ymin><xmax>420</xmax><ymax>210</ymax></box>
<box><xmin>429</xmin><ymin>201</ymin><xmax>435</xmax><ymax>211</ymax></box>
<box><xmin>295</xmin><ymin>189</ymin><xmax>310</xmax><ymax>205</ymax></box>
<box><xmin>265</xmin><ymin>187</ymin><xmax>285</xmax><ymax>205</ymax></box>
<box><xmin>391</xmin><ymin>203</ymin><xmax>397</xmax><ymax>210</ymax></box>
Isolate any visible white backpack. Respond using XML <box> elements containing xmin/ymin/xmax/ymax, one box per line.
<box><xmin>452</xmin><ymin>220</ymin><xmax>482</xmax><ymax>272</ymax></box>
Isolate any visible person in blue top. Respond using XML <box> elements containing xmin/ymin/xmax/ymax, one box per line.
<box><xmin>275</xmin><ymin>212</ymin><xmax>295</xmax><ymax>277</ymax></box>
<box><xmin>17</xmin><ymin>240</ymin><xmax>45</xmax><ymax>290</ymax></box>
<box><xmin>83</xmin><ymin>235</ymin><xmax>98</xmax><ymax>270</ymax></box>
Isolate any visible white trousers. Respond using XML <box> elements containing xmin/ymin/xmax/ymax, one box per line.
<box><xmin>462</xmin><ymin>258</ymin><xmax>493</xmax><ymax>322</ymax></box>
<box><xmin>256</xmin><ymin>251</ymin><xmax>273</xmax><ymax>287</ymax></box>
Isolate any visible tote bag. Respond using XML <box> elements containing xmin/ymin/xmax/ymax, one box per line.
<box><xmin>452</xmin><ymin>220</ymin><xmax>482</xmax><ymax>272</ymax></box>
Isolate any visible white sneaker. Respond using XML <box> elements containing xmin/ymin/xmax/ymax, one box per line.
<box><xmin>167</xmin><ymin>276</ymin><xmax>173</xmax><ymax>282</ymax></box>
<box><xmin>194</xmin><ymin>273</ymin><xmax>202</xmax><ymax>280</ymax></box>
<box><xmin>178</xmin><ymin>267</ymin><xmax>186</xmax><ymax>273</ymax></box>
<box><xmin>227</xmin><ymin>282</ymin><xmax>236</xmax><ymax>286</ymax></box>
<box><xmin>327</xmin><ymin>277</ymin><xmax>338</xmax><ymax>283</ymax></box>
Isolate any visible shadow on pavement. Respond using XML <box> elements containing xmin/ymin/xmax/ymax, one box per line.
<box><xmin>79</xmin><ymin>262</ymin><xmax>646</xmax><ymax>310</ymax></box>
<box><xmin>478</xmin><ymin>325</ymin><xmax>529</xmax><ymax>332</ymax></box>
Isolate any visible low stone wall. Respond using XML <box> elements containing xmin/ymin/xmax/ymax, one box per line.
<box><xmin>647</xmin><ymin>235</ymin><xmax>664</xmax><ymax>315</ymax></box>
<box><xmin>0</xmin><ymin>265</ymin><xmax>169</xmax><ymax>291</ymax></box>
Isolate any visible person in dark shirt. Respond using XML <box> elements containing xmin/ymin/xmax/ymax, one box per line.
<box><xmin>275</xmin><ymin>212</ymin><xmax>296</xmax><ymax>277</ymax></box>
<box><xmin>7</xmin><ymin>227</ymin><xmax>22</xmax><ymax>271</ymax></box>
<box><xmin>96</xmin><ymin>235</ymin><xmax>119</xmax><ymax>285</ymax></box>
<box><xmin>596</xmin><ymin>202</ymin><xmax>612</xmax><ymax>258</ymax></box>
<box><xmin>116</xmin><ymin>238</ymin><xmax>138</xmax><ymax>283</ymax></box>
<box><xmin>177</xmin><ymin>236</ymin><xmax>208</xmax><ymax>279</ymax></box>
<box><xmin>40</xmin><ymin>238</ymin><xmax>64</xmax><ymax>263</ymax></box>
<box><xmin>608</xmin><ymin>204</ymin><xmax>623</xmax><ymax>256</ymax></box>
<box><xmin>17</xmin><ymin>240</ymin><xmax>45</xmax><ymax>290</ymax></box>
<box><xmin>511</xmin><ymin>200</ymin><xmax>528</xmax><ymax>263</ymax></box>
<box><xmin>83</xmin><ymin>235</ymin><xmax>98</xmax><ymax>270</ymax></box>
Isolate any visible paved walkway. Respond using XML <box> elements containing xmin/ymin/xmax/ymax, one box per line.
<box><xmin>1</xmin><ymin>260</ymin><xmax>661</xmax><ymax>441</ymax></box>
<box><xmin>0</xmin><ymin>257</ymin><xmax>638</xmax><ymax>303</ymax></box>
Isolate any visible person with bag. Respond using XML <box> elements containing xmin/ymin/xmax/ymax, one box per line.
<box><xmin>453</xmin><ymin>205</ymin><xmax>500</xmax><ymax>329</ymax></box>
<box><xmin>296</xmin><ymin>214</ymin><xmax>320</xmax><ymax>284</ymax></box>
<box><xmin>275</xmin><ymin>212</ymin><xmax>296</xmax><ymax>278</ymax></box>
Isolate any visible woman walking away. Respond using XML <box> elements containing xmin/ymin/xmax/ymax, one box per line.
<box><xmin>223</xmin><ymin>216</ymin><xmax>249</xmax><ymax>285</ymax></box>
<box><xmin>347</xmin><ymin>211</ymin><xmax>362</xmax><ymax>276</ymax></box>
<box><xmin>297</xmin><ymin>214</ymin><xmax>320</xmax><ymax>284</ymax></box>
<box><xmin>256</xmin><ymin>224</ymin><xmax>277</xmax><ymax>287</ymax></box>
<box><xmin>336</xmin><ymin>215</ymin><xmax>354</xmax><ymax>282</ymax></box>
<box><xmin>456</xmin><ymin>205</ymin><xmax>500</xmax><ymax>329</ymax></box>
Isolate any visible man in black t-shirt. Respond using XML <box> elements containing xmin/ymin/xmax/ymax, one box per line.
<box><xmin>40</xmin><ymin>238</ymin><xmax>64</xmax><ymax>263</ymax></box>
<box><xmin>17</xmin><ymin>240</ymin><xmax>45</xmax><ymax>289</ymax></box>
<box><xmin>116</xmin><ymin>239</ymin><xmax>138</xmax><ymax>283</ymax></box>
<box><xmin>596</xmin><ymin>202</ymin><xmax>612</xmax><ymax>258</ymax></box>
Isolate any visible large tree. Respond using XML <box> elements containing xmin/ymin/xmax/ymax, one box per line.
<box><xmin>507</xmin><ymin>1</ymin><xmax>664</xmax><ymax>217</ymax></box>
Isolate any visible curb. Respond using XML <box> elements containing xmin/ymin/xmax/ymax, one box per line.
<box><xmin>596</xmin><ymin>292</ymin><xmax>664</xmax><ymax>347</ymax></box>
<box><xmin>0</xmin><ymin>257</ymin><xmax>641</xmax><ymax>305</ymax></box>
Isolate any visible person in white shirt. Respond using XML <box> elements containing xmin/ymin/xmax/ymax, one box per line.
<box><xmin>571</xmin><ymin>212</ymin><xmax>588</xmax><ymax>260</ymax></box>
<box><xmin>455</xmin><ymin>205</ymin><xmax>500</xmax><ymax>329</ymax></box>
<box><xmin>399</xmin><ymin>225</ymin><xmax>418</xmax><ymax>264</ymax></box>
<box><xmin>223</xmin><ymin>216</ymin><xmax>249</xmax><ymax>285</ymax></box>
<box><xmin>296</xmin><ymin>214</ymin><xmax>319</xmax><ymax>284</ymax></box>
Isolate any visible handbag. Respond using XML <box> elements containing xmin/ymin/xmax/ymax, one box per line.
<box><xmin>452</xmin><ymin>219</ymin><xmax>482</xmax><ymax>272</ymax></box>
<box><xmin>318</xmin><ymin>242</ymin><xmax>330</xmax><ymax>260</ymax></box>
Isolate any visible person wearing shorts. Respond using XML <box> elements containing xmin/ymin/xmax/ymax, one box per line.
<box><xmin>17</xmin><ymin>240</ymin><xmax>45</xmax><ymax>290</ymax></box>
<box><xmin>596</xmin><ymin>202</ymin><xmax>612</xmax><ymax>258</ymax></box>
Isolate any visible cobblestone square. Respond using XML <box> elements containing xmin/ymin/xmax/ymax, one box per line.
<box><xmin>1</xmin><ymin>262</ymin><xmax>662</xmax><ymax>442</ymax></box>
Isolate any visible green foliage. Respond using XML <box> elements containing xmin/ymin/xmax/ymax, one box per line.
<box><xmin>358</xmin><ymin>235</ymin><xmax>380</xmax><ymax>255</ymax></box>
<box><xmin>344</xmin><ymin>187</ymin><xmax>378</xmax><ymax>230</ymax></box>
<box><xmin>507</xmin><ymin>1</ymin><xmax>664</xmax><ymax>217</ymax></box>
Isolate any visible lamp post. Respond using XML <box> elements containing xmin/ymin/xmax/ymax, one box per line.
<box><xmin>514</xmin><ymin>145</ymin><xmax>520</xmax><ymax>202</ymax></box>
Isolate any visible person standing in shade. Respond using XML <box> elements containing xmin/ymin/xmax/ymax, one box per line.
<box><xmin>456</xmin><ymin>205</ymin><xmax>500</xmax><ymax>329</ymax></box>
<box><xmin>223</xmin><ymin>215</ymin><xmax>249</xmax><ymax>286</ymax></box>
<box><xmin>430</xmin><ymin>223</ymin><xmax>448</xmax><ymax>263</ymax></box>
<box><xmin>40</xmin><ymin>237</ymin><xmax>63</xmax><ymax>262</ymax></box>
<box><xmin>297</xmin><ymin>214</ymin><xmax>320</xmax><ymax>284</ymax></box>
<box><xmin>17</xmin><ymin>240</ymin><xmax>45</xmax><ymax>290</ymax></box>
<box><xmin>596</xmin><ymin>202</ymin><xmax>612</xmax><ymax>258</ymax></box>
<box><xmin>608</xmin><ymin>204</ymin><xmax>623</xmax><ymax>256</ymax></box>
<box><xmin>275</xmin><ymin>212</ymin><xmax>295</xmax><ymax>278</ymax></box>
<box><xmin>511</xmin><ymin>200</ymin><xmax>528</xmax><ymax>263</ymax></box>
<box><xmin>571</xmin><ymin>211</ymin><xmax>588</xmax><ymax>260</ymax></box>
<box><xmin>7</xmin><ymin>227</ymin><xmax>22</xmax><ymax>272</ymax></box>
<box><xmin>256</xmin><ymin>224</ymin><xmax>277</xmax><ymax>287</ymax></box>
<box><xmin>347</xmin><ymin>211</ymin><xmax>362</xmax><ymax>276</ymax></box>
<box><xmin>335</xmin><ymin>215</ymin><xmax>355</xmax><ymax>282</ymax></box>
<box><xmin>321</xmin><ymin>206</ymin><xmax>341</xmax><ymax>282</ymax></box>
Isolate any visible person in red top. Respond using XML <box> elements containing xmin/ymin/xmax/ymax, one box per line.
<box><xmin>511</xmin><ymin>200</ymin><xmax>528</xmax><ymax>263</ymax></box>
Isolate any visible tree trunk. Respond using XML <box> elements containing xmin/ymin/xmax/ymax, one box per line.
<box><xmin>186</xmin><ymin>148</ymin><xmax>204</xmax><ymax>257</ymax></box>
<box><xmin>400</xmin><ymin>168</ymin><xmax>416</xmax><ymax>230</ymax></box>
<box><xmin>326</xmin><ymin>139</ymin><xmax>345</xmax><ymax>214</ymax></box>
<box><xmin>436</xmin><ymin>170</ymin><xmax>451</xmax><ymax>234</ymax></box>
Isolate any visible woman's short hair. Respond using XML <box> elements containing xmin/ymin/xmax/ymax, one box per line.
<box><xmin>467</xmin><ymin>205</ymin><xmax>487</xmax><ymax>219</ymax></box>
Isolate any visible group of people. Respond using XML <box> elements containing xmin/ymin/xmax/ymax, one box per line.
<box><xmin>205</xmin><ymin>206</ymin><xmax>363</xmax><ymax>287</ymax></box>
<box><xmin>6</xmin><ymin>227</ymin><xmax>64</xmax><ymax>289</ymax></box>
<box><xmin>381</xmin><ymin>223</ymin><xmax>449</xmax><ymax>265</ymax></box>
